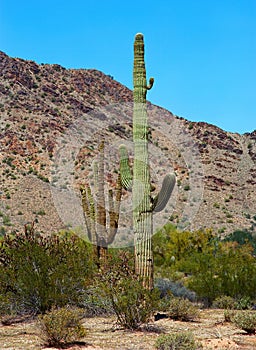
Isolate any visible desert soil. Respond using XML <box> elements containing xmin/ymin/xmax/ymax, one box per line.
<box><xmin>0</xmin><ymin>310</ymin><xmax>256</xmax><ymax>349</ymax></box>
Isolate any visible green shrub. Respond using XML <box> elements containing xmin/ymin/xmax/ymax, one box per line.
<box><xmin>0</xmin><ymin>293</ymin><xmax>17</xmax><ymax>318</ymax></box>
<box><xmin>152</xmin><ymin>224</ymin><xmax>215</xmax><ymax>272</ymax></box>
<box><xmin>185</xmin><ymin>243</ymin><xmax>256</xmax><ymax>306</ymax></box>
<box><xmin>80</xmin><ymin>286</ymin><xmax>114</xmax><ymax>317</ymax></box>
<box><xmin>38</xmin><ymin>306</ymin><xmax>86</xmax><ymax>347</ymax></box>
<box><xmin>212</xmin><ymin>295</ymin><xmax>236</xmax><ymax>309</ymax></box>
<box><xmin>155</xmin><ymin>331</ymin><xmax>202</xmax><ymax>350</ymax></box>
<box><xmin>232</xmin><ymin>311</ymin><xmax>256</xmax><ymax>334</ymax></box>
<box><xmin>153</xmin><ymin>225</ymin><xmax>256</xmax><ymax>307</ymax></box>
<box><xmin>155</xmin><ymin>278</ymin><xmax>196</xmax><ymax>302</ymax></box>
<box><xmin>224</xmin><ymin>229</ymin><xmax>256</xmax><ymax>254</ymax></box>
<box><xmin>96</xmin><ymin>251</ymin><xmax>160</xmax><ymax>329</ymax></box>
<box><xmin>167</xmin><ymin>298</ymin><xmax>199</xmax><ymax>321</ymax></box>
<box><xmin>234</xmin><ymin>296</ymin><xmax>252</xmax><ymax>310</ymax></box>
<box><xmin>0</xmin><ymin>226</ymin><xmax>6</xmax><ymax>237</ymax></box>
<box><xmin>0</xmin><ymin>224</ymin><xmax>95</xmax><ymax>315</ymax></box>
<box><xmin>224</xmin><ymin>309</ymin><xmax>236</xmax><ymax>322</ymax></box>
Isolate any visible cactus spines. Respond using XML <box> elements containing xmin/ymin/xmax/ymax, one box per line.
<box><xmin>119</xmin><ymin>33</ymin><xmax>175</xmax><ymax>289</ymax></box>
<box><xmin>80</xmin><ymin>140</ymin><xmax>122</xmax><ymax>263</ymax></box>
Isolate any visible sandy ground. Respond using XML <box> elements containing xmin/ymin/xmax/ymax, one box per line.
<box><xmin>0</xmin><ymin>310</ymin><xmax>256</xmax><ymax>349</ymax></box>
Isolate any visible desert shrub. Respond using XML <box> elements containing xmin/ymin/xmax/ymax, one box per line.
<box><xmin>224</xmin><ymin>309</ymin><xmax>236</xmax><ymax>322</ymax></box>
<box><xmin>80</xmin><ymin>286</ymin><xmax>114</xmax><ymax>317</ymax></box>
<box><xmin>185</xmin><ymin>242</ymin><xmax>256</xmax><ymax>306</ymax></box>
<box><xmin>96</xmin><ymin>251</ymin><xmax>160</xmax><ymax>329</ymax></box>
<box><xmin>155</xmin><ymin>331</ymin><xmax>202</xmax><ymax>350</ymax></box>
<box><xmin>38</xmin><ymin>306</ymin><xmax>86</xmax><ymax>347</ymax></box>
<box><xmin>224</xmin><ymin>229</ymin><xmax>256</xmax><ymax>254</ymax></box>
<box><xmin>153</xmin><ymin>224</ymin><xmax>215</xmax><ymax>271</ymax></box>
<box><xmin>167</xmin><ymin>297</ymin><xmax>199</xmax><ymax>321</ymax></box>
<box><xmin>155</xmin><ymin>278</ymin><xmax>196</xmax><ymax>302</ymax></box>
<box><xmin>232</xmin><ymin>311</ymin><xmax>256</xmax><ymax>334</ymax></box>
<box><xmin>217</xmin><ymin>243</ymin><xmax>256</xmax><ymax>300</ymax></box>
<box><xmin>234</xmin><ymin>296</ymin><xmax>252</xmax><ymax>310</ymax></box>
<box><xmin>212</xmin><ymin>295</ymin><xmax>236</xmax><ymax>309</ymax></box>
<box><xmin>153</xmin><ymin>224</ymin><xmax>256</xmax><ymax>306</ymax></box>
<box><xmin>0</xmin><ymin>224</ymin><xmax>95</xmax><ymax>315</ymax></box>
<box><xmin>0</xmin><ymin>293</ymin><xmax>10</xmax><ymax>315</ymax></box>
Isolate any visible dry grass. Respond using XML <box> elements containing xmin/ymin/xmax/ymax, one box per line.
<box><xmin>1</xmin><ymin>310</ymin><xmax>256</xmax><ymax>349</ymax></box>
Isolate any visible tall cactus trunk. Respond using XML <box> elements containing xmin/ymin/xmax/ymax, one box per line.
<box><xmin>119</xmin><ymin>34</ymin><xmax>175</xmax><ymax>288</ymax></box>
<box><xmin>133</xmin><ymin>33</ymin><xmax>154</xmax><ymax>289</ymax></box>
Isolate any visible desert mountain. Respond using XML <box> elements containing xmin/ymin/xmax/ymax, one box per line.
<box><xmin>0</xmin><ymin>51</ymin><xmax>255</xmax><ymax>241</ymax></box>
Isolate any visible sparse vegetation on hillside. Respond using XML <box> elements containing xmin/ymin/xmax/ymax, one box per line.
<box><xmin>0</xmin><ymin>50</ymin><xmax>255</xmax><ymax>236</ymax></box>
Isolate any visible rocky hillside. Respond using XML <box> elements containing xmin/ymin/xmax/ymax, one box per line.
<box><xmin>0</xmin><ymin>51</ymin><xmax>255</xmax><ymax>241</ymax></box>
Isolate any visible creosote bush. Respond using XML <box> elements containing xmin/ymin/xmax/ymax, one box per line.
<box><xmin>234</xmin><ymin>296</ymin><xmax>252</xmax><ymax>310</ymax></box>
<box><xmin>224</xmin><ymin>309</ymin><xmax>236</xmax><ymax>322</ymax></box>
<box><xmin>232</xmin><ymin>311</ymin><xmax>256</xmax><ymax>334</ymax></box>
<box><xmin>95</xmin><ymin>251</ymin><xmax>160</xmax><ymax>330</ymax></box>
<box><xmin>0</xmin><ymin>223</ymin><xmax>95</xmax><ymax>315</ymax></box>
<box><xmin>213</xmin><ymin>295</ymin><xmax>252</xmax><ymax>310</ymax></box>
<box><xmin>168</xmin><ymin>297</ymin><xmax>199</xmax><ymax>321</ymax></box>
<box><xmin>212</xmin><ymin>295</ymin><xmax>236</xmax><ymax>309</ymax></box>
<box><xmin>38</xmin><ymin>306</ymin><xmax>86</xmax><ymax>347</ymax></box>
<box><xmin>155</xmin><ymin>331</ymin><xmax>202</xmax><ymax>350</ymax></box>
<box><xmin>80</xmin><ymin>286</ymin><xmax>114</xmax><ymax>317</ymax></box>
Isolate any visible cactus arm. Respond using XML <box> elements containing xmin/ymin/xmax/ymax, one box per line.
<box><xmin>86</xmin><ymin>185</ymin><xmax>97</xmax><ymax>245</ymax></box>
<box><xmin>114</xmin><ymin>172</ymin><xmax>122</xmax><ymax>212</ymax></box>
<box><xmin>108</xmin><ymin>189</ymin><xmax>115</xmax><ymax>243</ymax></box>
<box><xmin>81</xmin><ymin>141</ymin><xmax>123</xmax><ymax>262</ymax></box>
<box><xmin>147</xmin><ymin>77</ymin><xmax>154</xmax><ymax>90</ymax></box>
<box><xmin>152</xmin><ymin>173</ymin><xmax>176</xmax><ymax>213</ymax></box>
<box><xmin>97</xmin><ymin>141</ymin><xmax>107</xmax><ymax>228</ymax></box>
<box><xmin>94</xmin><ymin>141</ymin><xmax>107</xmax><ymax>249</ymax></box>
<box><xmin>107</xmin><ymin>189</ymin><xmax>118</xmax><ymax>245</ymax></box>
<box><xmin>80</xmin><ymin>185</ymin><xmax>97</xmax><ymax>246</ymax></box>
<box><xmin>119</xmin><ymin>144</ymin><xmax>133</xmax><ymax>191</ymax></box>
<box><xmin>107</xmin><ymin>173</ymin><xmax>122</xmax><ymax>244</ymax></box>
<box><xmin>80</xmin><ymin>185</ymin><xmax>92</xmax><ymax>241</ymax></box>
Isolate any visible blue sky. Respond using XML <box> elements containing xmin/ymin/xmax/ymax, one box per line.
<box><xmin>1</xmin><ymin>0</ymin><xmax>255</xmax><ymax>134</ymax></box>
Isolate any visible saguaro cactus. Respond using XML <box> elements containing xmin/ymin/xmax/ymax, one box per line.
<box><xmin>120</xmin><ymin>33</ymin><xmax>175</xmax><ymax>289</ymax></box>
<box><xmin>80</xmin><ymin>141</ymin><xmax>122</xmax><ymax>263</ymax></box>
